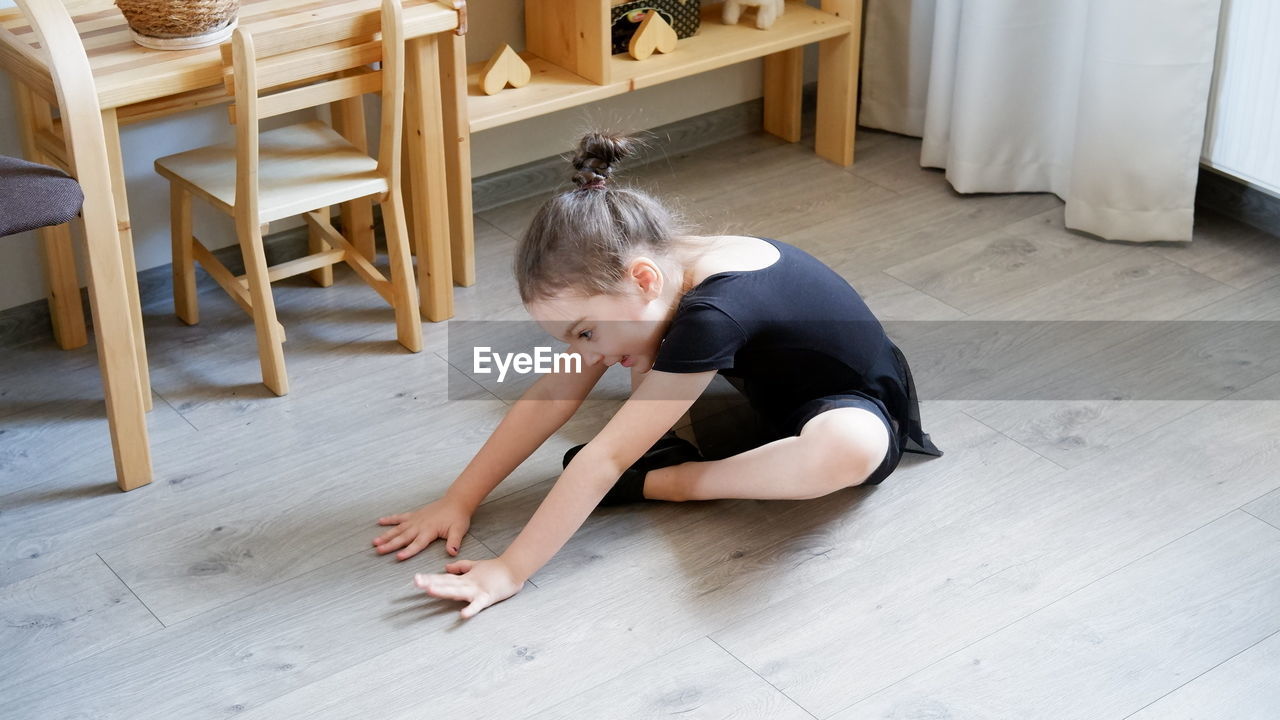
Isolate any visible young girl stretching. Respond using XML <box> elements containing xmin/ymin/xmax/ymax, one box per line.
<box><xmin>373</xmin><ymin>133</ymin><xmax>942</xmax><ymax>619</ymax></box>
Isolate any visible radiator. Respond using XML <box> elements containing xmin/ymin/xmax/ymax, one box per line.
<box><xmin>1202</xmin><ymin>0</ymin><xmax>1280</xmax><ymax>196</ymax></box>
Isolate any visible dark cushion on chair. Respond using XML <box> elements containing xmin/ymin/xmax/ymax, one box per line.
<box><xmin>0</xmin><ymin>155</ymin><xmax>84</xmax><ymax>237</ymax></box>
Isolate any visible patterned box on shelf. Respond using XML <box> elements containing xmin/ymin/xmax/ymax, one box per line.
<box><xmin>610</xmin><ymin>1</ymin><xmax>700</xmax><ymax>55</ymax></box>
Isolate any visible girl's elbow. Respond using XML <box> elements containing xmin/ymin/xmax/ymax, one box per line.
<box><xmin>566</xmin><ymin>444</ymin><xmax>627</xmax><ymax>490</ymax></box>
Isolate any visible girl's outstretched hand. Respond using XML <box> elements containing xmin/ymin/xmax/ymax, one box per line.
<box><xmin>373</xmin><ymin>498</ymin><xmax>472</xmax><ymax>561</ymax></box>
<box><xmin>415</xmin><ymin>557</ymin><xmax>525</xmax><ymax>620</ymax></box>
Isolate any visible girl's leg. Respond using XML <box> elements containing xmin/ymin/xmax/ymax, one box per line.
<box><xmin>644</xmin><ymin>406</ymin><xmax>891</xmax><ymax>502</ymax></box>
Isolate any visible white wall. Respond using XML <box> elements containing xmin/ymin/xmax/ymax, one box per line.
<box><xmin>0</xmin><ymin>0</ymin><xmax>769</xmax><ymax>312</ymax></box>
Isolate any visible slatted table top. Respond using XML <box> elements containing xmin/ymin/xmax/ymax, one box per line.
<box><xmin>0</xmin><ymin>0</ymin><xmax>460</xmax><ymax>110</ymax></box>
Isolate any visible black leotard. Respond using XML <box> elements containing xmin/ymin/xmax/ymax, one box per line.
<box><xmin>652</xmin><ymin>237</ymin><xmax>942</xmax><ymax>462</ymax></box>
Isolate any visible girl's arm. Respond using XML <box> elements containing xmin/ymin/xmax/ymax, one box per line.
<box><xmin>413</xmin><ymin>369</ymin><xmax>717</xmax><ymax>618</ymax></box>
<box><xmin>374</xmin><ymin>362</ymin><xmax>607</xmax><ymax>561</ymax></box>
<box><xmin>444</xmin><ymin>362</ymin><xmax>609</xmax><ymax>513</ymax></box>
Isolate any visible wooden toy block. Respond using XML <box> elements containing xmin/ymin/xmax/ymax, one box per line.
<box><xmin>479</xmin><ymin>43</ymin><xmax>532</xmax><ymax>95</ymax></box>
<box><xmin>628</xmin><ymin>11</ymin><xmax>677</xmax><ymax>61</ymax></box>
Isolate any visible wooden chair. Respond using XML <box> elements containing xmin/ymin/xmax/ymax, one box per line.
<box><xmin>11</xmin><ymin>0</ymin><xmax>153</xmax><ymax>490</ymax></box>
<box><xmin>154</xmin><ymin>0</ymin><xmax>422</xmax><ymax>397</ymax></box>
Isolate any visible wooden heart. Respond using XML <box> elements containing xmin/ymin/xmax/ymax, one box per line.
<box><xmin>628</xmin><ymin>11</ymin><xmax>678</xmax><ymax>61</ymax></box>
<box><xmin>479</xmin><ymin>44</ymin><xmax>531</xmax><ymax>95</ymax></box>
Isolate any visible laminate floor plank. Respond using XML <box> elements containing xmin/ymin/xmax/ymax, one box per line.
<box><xmin>0</xmin><ymin>389</ymin><xmax>196</xmax><ymax>496</ymax></box>
<box><xmin>844</xmin><ymin>127</ymin><xmax>952</xmax><ymax>196</ymax></box>
<box><xmin>0</xmin><ymin>540</ymin><xmax>503</xmax><ymax>720</ymax></box>
<box><xmin>0</xmin><ymin>357</ymin><xmax>497</xmax><ymax>588</ymax></box>
<box><xmin>1150</xmin><ymin>210</ymin><xmax>1280</xmax><ymax>290</ymax></box>
<box><xmin>527</xmin><ymin>637</ymin><xmax>816</xmax><ymax>720</ymax></box>
<box><xmin>839</xmin><ymin>511</ymin><xmax>1280</xmax><ymax>720</ymax></box>
<box><xmin>883</xmin><ymin>207</ymin><xmax>1134</xmax><ymax>314</ymax></box>
<box><xmin>1126</xmin><ymin>627</ymin><xmax>1280</xmax><ymax>720</ymax></box>
<box><xmin>957</xmin><ymin>400</ymin><xmax>1210</xmax><ymax>469</ymax></box>
<box><xmin>96</xmin><ymin>401</ymin><xmax>505</xmax><ymax>626</ymax></box>
<box><xmin>708</xmin><ymin>398</ymin><xmax>1280</xmax><ymax>719</ymax></box>
<box><xmin>0</xmin><ymin>553</ymin><xmax>162</xmax><ymax>698</ymax></box>
<box><xmin>1244</xmin><ymin>487</ymin><xmax>1280</xmax><ymax>530</ymax></box>
<box><xmin>970</xmin><ymin>248</ymin><xmax>1237</xmax><ymax>321</ymax></box>
<box><xmin>788</xmin><ymin>189</ymin><xmax>1065</xmax><ymax>279</ymax></box>
<box><xmin>1179</xmin><ymin>272</ymin><xmax>1280</xmax><ymax>321</ymax></box>
<box><xmin>224</xmin><ymin>408</ymin><xmax>1061</xmax><ymax>720</ymax></box>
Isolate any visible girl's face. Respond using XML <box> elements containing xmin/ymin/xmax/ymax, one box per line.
<box><xmin>526</xmin><ymin>257</ymin><xmax>677</xmax><ymax>374</ymax></box>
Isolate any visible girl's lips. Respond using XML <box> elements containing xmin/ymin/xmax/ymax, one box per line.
<box><xmin>621</xmin><ymin>355</ymin><xmax>634</xmax><ymax>367</ymax></box>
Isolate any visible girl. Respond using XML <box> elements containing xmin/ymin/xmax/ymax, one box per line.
<box><xmin>373</xmin><ymin>133</ymin><xmax>942</xmax><ymax>619</ymax></box>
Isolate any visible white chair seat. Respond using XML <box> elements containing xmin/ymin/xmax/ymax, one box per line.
<box><xmin>155</xmin><ymin>121</ymin><xmax>386</xmax><ymax>223</ymax></box>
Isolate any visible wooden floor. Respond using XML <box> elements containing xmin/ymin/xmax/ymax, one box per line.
<box><xmin>3</xmin><ymin>129</ymin><xmax>1280</xmax><ymax>719</ymax></box>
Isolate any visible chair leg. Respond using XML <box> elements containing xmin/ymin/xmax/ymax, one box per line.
<box><xmin>381</xmin><ymin>192</ymin><xmax>423</xmax><ymax>353</ymax></box>
<box><xmin>170</xmin><ymin>186</ymin><xmax>199</xmax><ymax>324</ymax></box>
<box><xmin>237</xmin><ymin>218</ymin><xmax>289</xmax><ymax>395</ymax></box>
<box><xmin>13</xmin><ymin>81</ymin><xmax>89</xmax><ymax>349</ymax></box>
<box><xmin>329</xmin><ymin>97</ymin><xmax>377</xmax><ymax>262</ymax></box>
<box><xmin>307</xmin><ymin>205</ymin><xmax>335</xmax><ymax>287</ymax></box>
<box><xmin>37</xmin><ymin>222</ymin><xmax>89</xmax><ymax>349</ymax></box>
<box><xmin>83</xmin><ymin>212</ymin><xmax>154</xmax><ymax>491</ymax></box>
<box><xmin>101</xmin><ymin>108</ymin><xmax>152</xmax><ymax>411</ymax></box>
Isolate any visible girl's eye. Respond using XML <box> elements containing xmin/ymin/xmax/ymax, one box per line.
<box><xmin>577</xmin><ymin>329</ymin><xmax>593</xmax><ymax>340</ymax></box>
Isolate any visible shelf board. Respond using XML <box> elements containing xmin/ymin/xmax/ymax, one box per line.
<box><xmin>613</xmin><ymin>1</ymin><xmax>852</xmax><ymax>89</ymax></box>
<box><xmin>467</xmin><ymin>53</ymin><xmax>629</xmax><ymax>133</ymax></box>
<box><xmin>466</xmin><ymin>1</ymin><xmax>852</xmax><ymax>132</ymax></box>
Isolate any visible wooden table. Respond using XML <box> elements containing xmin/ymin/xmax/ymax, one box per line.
<box><xmin>0</xmin><ymin>0</ymin><xmax>468</xmax><ymax>358</ymax></box>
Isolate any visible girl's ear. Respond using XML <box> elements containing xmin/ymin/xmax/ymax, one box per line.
<box><xmin>628</xmin><ymin>257</ymin><xmax>664</xmax><ymax>299</ymax></box>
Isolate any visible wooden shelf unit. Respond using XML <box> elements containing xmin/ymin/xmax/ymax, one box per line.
<box><xmin>438</xmin><ymin>0</ymin><xmax>860</xmax><ymax>292</ymax></box>
<box><xmin>466</xmin><ymin>1</ymin><xmax>857</xmax><ymax>139</ymax></box>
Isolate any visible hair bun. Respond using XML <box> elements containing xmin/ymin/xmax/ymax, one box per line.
<box><xmin>571</xmin><ymin>132</ymin><xmax>638</xmax><ymax>189</ymax></box>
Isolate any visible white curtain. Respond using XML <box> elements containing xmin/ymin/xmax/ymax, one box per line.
<box><xmin>859</xmin><ymin>0</ymin><xmax>1223</xmax><ymax>242</ymax></box>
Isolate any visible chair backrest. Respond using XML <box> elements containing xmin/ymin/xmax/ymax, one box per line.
<box><xmin>220</xmin><ymin>0</ymin><xmax>405</xmax><ymax>223</ymax></box>
<box><xmin>13</xmin><ymin>0</ymin><xmax>120</xmax><ymax>261</ymax></box>
<box><xmin>15</xmin><ymin>0</ymin><xmax>153</xmax><ymax>483</ymax></box>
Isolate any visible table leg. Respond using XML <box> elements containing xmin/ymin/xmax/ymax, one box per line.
<box><xmin>100</xmin><ymin>108</ymin><xmax>153</xmax><ymax>410</ymax></box>
<box><xmin>404</xmin><ymin>33</ymin><xmax>455</xmax><ymax>322</ymax></box>
<box><xmin>763</xmin><ymin>47</ymin><xmax>803</xmax><ymax>144</ymax></box>
<box><xmin>329</xmin><ymin>97</ymin><xmax>376</xmax><ymax>262</ymax></box>
<box><xmin>13</xmin><ymin>82</ymin><xmax>88</xmax><ymax>349</ymax></box>
<box><xmin>439</xmin><ymin>30</ymin><xmax>474</xmax><ymax>287</ymax></box>
<box><xmin>816</xmin><ymin>0</ymin><xmax>862</xmax><ymax>167</ymax></box>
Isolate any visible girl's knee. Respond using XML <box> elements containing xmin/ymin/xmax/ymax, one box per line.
<box><xmin>799</xmin><ymin>408</ymin><xmax>890</xmax><ymax>494</ymax></box>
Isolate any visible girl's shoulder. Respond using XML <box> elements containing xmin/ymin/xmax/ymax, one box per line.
<box><xmin>685</xmin><ymin>235</ymin><xmax>783</xmax><ymax>287</ymax></box>
<box><xmin>678</xmin><ymin>235</ymin><xmax>872</xmax><ymax>324</ymax></box>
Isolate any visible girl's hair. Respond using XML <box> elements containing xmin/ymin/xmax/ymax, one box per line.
<box><xmin>515</xmin><ymin>132</ymin><xmax>686</xmax><ymax>303</ymax></box>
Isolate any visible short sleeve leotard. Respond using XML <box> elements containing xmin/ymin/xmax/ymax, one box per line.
<box><xmin>651</xmin><ymin>237</ymin><xmax>942</xmax><ymax>485</ymax></box>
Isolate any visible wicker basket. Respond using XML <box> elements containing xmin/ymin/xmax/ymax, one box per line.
<box><xmin>116</xmin><ymin>0</ymin><xmax>239</xmax><ymax>50</ymax></box>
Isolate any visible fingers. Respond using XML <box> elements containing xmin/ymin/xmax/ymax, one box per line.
<box><xmin>461</xmin><ymin>594</ymin><xmax>490</xmax><ymax>620</ymax></box>
<box><xmin>414</xmin><ymin>570</ymin><xmax>493</xmax><ymax>619</ymax></box>
<box><xmin>373</xmin><ymin>528</ymin><xmax>413</xmax><ymax>554</ymax></box>
<box><xmin>446</xmin><ymin>528</ymin><xmax>465</xmax><ymax>556</ymax></box>
<box><xmin>444</xmin><ymin>559</ymin><xmax>474</xmax><ymax>574</ymax></box>
<box><xmin>372</xmin><ymin>514</ymin><xmax>412</xmax><ymax>547</ymax></box>
<box><xmin>414</xmin><ymin>573</ymin><xmax>469</xmax><ymax>599</ymax></box>
<box><xmin>373</xmin><ymin>528</ymin><xmax>406</xmax><ymax>548</ymax></box>
<box><xmin>395</xmin><ymin>533</ymin><xmax>437</xmax><ymax>561</ymax></box>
